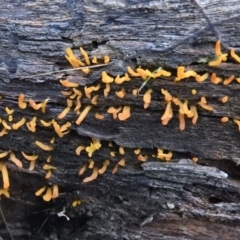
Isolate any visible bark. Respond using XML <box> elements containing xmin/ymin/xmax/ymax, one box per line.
<box><xmin>0</xmin><ymin>0</ymin><xmax>240</xmax><ymax>239</ymax></box>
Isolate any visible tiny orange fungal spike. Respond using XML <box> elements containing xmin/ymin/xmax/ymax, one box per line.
<box><xmin>92</xmin><ymin>56</ymin><xmax>98</xmax><ymax>64</ymax></box>
<box><xmin>81</xmin><ymin>68</ymin><xmax>90</xmax><ymax>74</ymax></box>
<box><xmin>211</xmin><ymin>73</ymin><xmax>222</xmax><ymax>84</ymax></box>
<box><xmin>115</xmin><ymin>88</ymin><xmax>126</xmax><ymax>99</ymax></box>
<box><xmin>2</xmin><ymin>120</ymin><xmax>11</xmax><ymax>130</ymax></box>
<box><xmin>143</xmin><ymin>89</ymin><xmax>152</xmax><ymax>109</ymax></box>
<box><xmin>132</xmin><ymin>88</ymin><xmax>138</xmax><ymax>96</ymax></box>
<box><xmin>161</xmin><ymin>89</ymin><xmax>172</xmax><ymax>102</ymax></box>
<box><xmin>60</xmin><ymin>79</ymin><xmax>79</xmax><ymax>88</ymax></box>
<box><xmin>35</xmin><ymin>186</ymin><xmax>47</xmax><ymax>196</ymax></box>
<box><xmin>233</xmin><ymin>119</ymin><xmax>240</xmax><ymax>131</ymax></box>
<box><xmin>0</xmin><ymin>151</ymin><xmax>9</xmax><ymax>158</ymax></box>
<box><xmin>119</xmin><ymin>146</ymin><xmax>125</xmax><ymax>155</ymax></box>
<box><xmin>223</xmin><ymin>75</ymin><xmax>235</xmax><ymax>85</ymax></box>
<box><xmin>191</xmin><ymin>89</ymin><xmax>197</xmax><ymax>95</ymax></box>
<box><xmin>0</xmin><ymin>189</ymin><xmax>10</xmax><ymax>198</ymax></box>
<box><xmin>1</xmin><ymin>164</ymin><xmax>9</xmax><ymax>189</ymax></box>
<box><xmin>43</xmin><ymin>164</ymin><xmax>57</xmax><ymax>170</ymax></box>
<box><xmin>18</xmin><ymin>94</ymin><xmax>27</xmax><ymax>109</ymax></box>
<box><xmin>104</xmin><ymin>55</ymin><xmax>110</xmax><ymax>63</ymax></box>
<box><xmin>21</xmin><ymin>151</ymin><xmax>38</xmax><ymax>161</ymax></box>
<box><xmin>79</xmin><ymin>163</ymin><xmax>87</xmax><ymax>175</ymax></box>
<box><xmin>58</xmin><ymin>107</ymin><xmax>70</xmax><ymax>119</ymax></box>
<box><xmin>35</xmin><ymin>141</ymin><xmax>54</xmax><ymax>151</ymax></box>
<box><xmin>9</xmin><ymin>151</ymin><xmax>23</xmax><ymax>168</ymax></box>
<box><xmin>91</xmin><ymin>95</ymin><xmax>99</xmax><ymax>105</ymax></box>
<box><xmin>29</xmin><ymin>99</ymin><xmax>42</xmax><ymax>110</ymax></box>
<box><xmin>65</xmin><ymin>48</ymin><xmax>85</xmax><ymax>67</ymax></box>
<box><xmin>136</xmin><ymin>68</ymin><xmax>147</xmax><ymax>79</ymax></box>
<box><xmin>74</xmin><ymin>96</ymin><xmax>82</xmax><ymax>112</ymax></box>
<box><xmin>52</xmin><ymin>185</ymin><xmax>59</xmax><ymax>199</ymax></box>
<box><xmin>127</xmin><ymin>66</ymin><xmax>140</xmax><ymax>77</ymax></box>
<box><xmin>83</xmin><ymin>167</ymin><xmax>98</xmax><ymax>183</ymax></box>
<box><xmin>179</xmin><ymin>110</ymin><xmax>185</xmax><ymax>131</ymax></box>
<box><xmin>115</xmin><ymin>74</ymin><xmax>131</xmax><ymax>84</ymax></box>
<box><xmin>152</xmin><ymin>69</ymin><xmax>171</xmax><ymax>78</ymax></box>
<box><xmin>107</xmin><ymin>106</ymin><xmax>122</xmax><ymax>119</ymax></box>
<box><xmin>184</xmin><ymin>70</ymin><xmax>197</xmax><ymax>78</ymax></box>
<box><xmin>104</xmin><ymin>83</ymin><xmax>110</xmax><ymax>97</ymax></box>
<box><xmin>76</xmin><ymin>146</ymin><xmax>86</xmax><ymax>156</ymax></box>
<box><xmin>221</xmin><ymin>96</ymin><xmax>228</xmax><ymax>103</ymax></box>
<box><xmin>175</xmin><ymin>66</ymin><xmax>185</xmax><ymax>81</ymax></box>
<box><xmin>190</xmin><ymin>105</ymin><xmax>198</xmax><ymax>125</ymax></box>
<box><xmin>230</xmin><ymin>48</ymin><xmax>240</xmax><ymax>63</ymax></box>
<box><xmin>192</xmin><ymin>157</ymin><xmax>198</xmax><ymax>162</ymax></box>
<box><xmin>61</xmin><ymin>90</ymin><xmax>72</xmax><ymax>96</ymax></box>
<box><xmin>112</xmin><ymin>164</ymin><xmax>118</xmax><ymax>174</ymax></box>
<box><xmin>26</xmin><ymin>116</ymin><xmax>37</xmax><ymax>132</ymax></box>
<box><xmin>110</xmin><ymin>151</ymin><xmax>116</xmax><ymax>157</ymax></box>
<box><xmin>118</xmin><ymin>158</ymin><xmax>125</xmax><ymax>166</ymax></box>
<box><xmin>215</xmin><ymin>40</ymin><xmax>221</xmax><ymax>56</ymax></box>
<box><xmin>161</xmin><ymin>102</ymin><xmax>172</xmax><ymax>125</ymax></box>
<box><xmin>208</xmin><ymin>57</ymin><xmax>223</xmax><ymax>67</ymax></box>
<box><xmin>45</xmin><ymin>170</ymin><xmax>52</xmax><ymax>179</ymax></box>
<box><xmin>43</xmin><ymin>187</ymin><xmax>52</xmax><ymax>202</ymax></box>
<box><xmin>195</xmin><ymin>73</ymin><xmax>209</xmax><ymax>82</ymax></box>
<box><xmin>76</xmin><ymin>105</ymin><xmax>92</xmax><ymax>125</ymax></box>
<box><xmin>80</xmin><ymin>47</ymin><xmax>90</xmax><ymax>65</ymax></box>
<box><xmin>102</xmin><ymin>71</ymin><xmax>114</xmax><ymax>83</ymax></box>
<box><xmin>98</xmin><ymin>160</ymin><xmax>110</xmax><ymax>174</ymax></box>
<box><xmin>95</xmin><ymin>112</ymin><xmax>105</xmax><ymax>120</ymax></box>
<box><xmin>137</xmin><ymin>154</ymin><xmax>148</xmax><ymax>162</ymax></box>
<box><xmin>5</xmin><ymin>107</ymin><xmax>14</xmax><ymax>115</ymax></box>
<box><xmin>118</xmin><ymin>106</ymin><xmax>131</xmax><ymax>121</ymax></box>
<box><xmin>29</xmin><ymin>161</ymin><xmax>36</xmax><ymax>171</ymax></box>
<box><xmin>40</xmin><ymin>119</ymin><xmax>52</xmax><ymax>127</ymax></box>
<box><xmin>88</xmin><ymin>159</ymin><xmax>94</xmax><ymax>169</ymax></box>
<box><xmin>134</xmin><ymin>148</ymin><xmax>141</xmax><ymax>154</ymax></box>
<box><xmin>221</xmin><ymin>117</ymin><xmax>229</xmax><ymax>123</ymax></box>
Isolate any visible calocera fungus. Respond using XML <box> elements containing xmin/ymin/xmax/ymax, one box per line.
<box><xmin>102</xmin><ymin>71</ymin><xmax>113</xmax><ymax>83</ymax></box>
<box><xmin>115</xmin><ymin>88</ymin><xmax>126</xmax><ymax>99</ymax></box>
<box><xmin>1</xmin><ymin>164</ymin><xmax>10</xmax><ymax>189</ymax></box>
<box><xmin>98</xmin><ymin>160</ymin><xmax>110</xmax><ymax>174</ymax></box>
<box><xmin>223</xmin><ymin>75</ymin><xmax>235</xmax><ymax>85</ymax></box>
<box><xmin>60</xmin><ymin>79</ymin><xmax>79</xmax><ymax>88</ymax></box>
<box><xmin>76</xmin><ymin>146</ymin><xmax>86</xmax><ymax>156</ymax></box>
<box><xmin>221</xmin><ymin>96</ymin><xmax>229</xmax><ymax>103</ymax></box>
<box><xmin>12</xmin><ymin>117</ymin><xmax>26</xmax><ymax>130</ymax></box>
<box><xmin>143</xmin><ymin>89</ymin><xmax>152</xmax><ymax>109</ymax></box>
<box><xmin>221</xmin><ymin>117</ymin><xmax>229</xmax><ymax>123</ymax></box>
<box><xmin>80</xmin><ymin>47</ymin><xmax>90</xmax><ymax>65</ymax></box>
<box><xmin>18</xmin><ymin>94</ymin><xmax>27</xmax><ymax>109</ymax></box>
<box><xmin>107</xmin><ymin>106</ymin><xmax>122</xmax><ymax>119</ymax></box>
<box><xmin>21</xmin><ymin>151</ymin><xmax>38</xmax><ymax>161</ymax></box>
<box><xmin>104</xmin><ymin>83</ymin><xmax>110</xmax><ymax>97</ymax></box>
<box><xmin>230</xmin><ymin>48</ymin><xmax>240</xmax><ymax>63</ymax></box>
<box><xmin>79</xmin><ymin>163</ymin><xmax>87</xmax><ymax>175</ymax></box>
<box><xmin>83</xmin><ymin>167</ymin><xmax>98</xmax><ymax>183</ymax></box>
<box><xmin>118</xmin><ymin>106</ymin><xmax>131</xmax><ymax>121</ymax></box>
<box><xmin>26</xmin><ymin>116</ymin><xmax>37</xmax><ymax>132</ymax></box>
<box><xmin>9</xmin><ymin>151</ymin><xmax>22</xmax><ymax>168</ymax></box>
<box><xmin>76</xmin><ymin>105</ymin><xmax>92</xmax><ymax>125</ymax></box>
<box><xmin>95</xmin><ymin>112</ymin><xmax>105</xmax><ymax>120</ymax></box>
<box><xmin>35</xmin><ymin>141</ymin><xmax>54</xmax><ymax>151</ymax></box>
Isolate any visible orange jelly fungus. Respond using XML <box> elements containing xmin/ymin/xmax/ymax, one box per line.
<box><xmin>9</xmin><ymin>151</ymin><xmax>23</xmax><ymax>168</ymax></box>
<box><xmin>60</xmin><ymin>79</ymin><xmax>79</xmax><ymax>88</ymax></box>
<box><xmin>221</xmin><ymin>96</ymin><xmax>228</xmax><ymax>103</ymax></box>
<box><xmin>104</xmin><ymin>55</ymin><xmax>110</xmax><ymax>64</ymax></box>
<box><xmin>88</xmin><ymin>159</ymin><xmax>94</xmax><ymax>169</ymax></box>
<box><xmin>79</xmin><ymin>163</ymin><xmax>87</xmax><ymax>176</ymax></box>
<box><xmin>76</xmin><ymin>146</ymin><xmax>86</xmax><ymax>156</ymax></box>
<box><xmin>118</xmin><ymin>106</ymin><xmax>131</xmax><ymax>121</ymax></box>
<box><xmin>118</xmin><ymin>158</ymin><xmax>125</xmax><ymax>166</ymax></box>
<box><xmin>35</xmin><ymin>186</ymin><xmax>47</xmax><ymax>196</ymax></box>
<box><xmin>143</xmin><ymin>89</ymin><xmax>152</xmax><ymax>109</ymax></box>
<box><xmin>18</xmin><ymin>94</ymin><xmax>27</xmax><ymax>109</ymax></box>
<box><xmin>102</xmin><ymin>71</ymin><xmax>114</xmax><ymax>83</ymax></box>
<box><xmin>26</xmin><ymin>116</ymin><xmax>37</xmax><ymax>132</ymax></box>
<box><xmin>40</xmin><ymin>120</ymin><xmax>52</xmax><ymax>127</ymax></box>
<box><xmin>223</xmin><ymin>75</ymin><xmax>235</xmax><ymax>85</ymax></box>
<box><xmin>29</xmin><ymin>99</ymin><xmax>42</xmax><ymax>110</ymax></box>
<box><xmin>112</xmin><ymin>164</ymin><xmax>118</xmax><ymax>174</ymax></box>
<box><xmin>92</xmin><ymin>56</ymin><xmax>98</xmax><ymax>64</ymax></box>
<box><xmin>0</xmin><ymin>151</ymin><xmax>9</xmax><ymax>158</ymax></box>
<box><xmin>35</xmin><ymin>141</ymin><xmax>54</xmax><ymax>151</ymax></box>
<box><xmin>91</xmin><ymin>95</ymin><xmax>99</xmax><ymax>105</ymax></box>
<box><xmin>230</xmin><ymin>48</ymin><xmax>240</xmax><ymax>63</ymax></box>
<box><xmin>104</xmin><ymin>83</ymin><xmax>110</xmax><ymax>97</ymax></box>
<box><xmin>107</xmin><ymin>106</ymin><xmax>122</xmax><ymax>119</ymax></box>
<box><xmin>233</xmin><ymin>119</ymin><xmax>240</xmax><ymax>131</ymax></box>
<box><xmin>161</xmin><ymin>102</ymin><xmax>173</xmax><ymax>125</ymax></box>
<box><xmin>52</xmin><ymin>185</ymin><xmax>59</xmax><ymax>199</ymax></box>
<box><xmin>115</xmin><ymin>88</ymin><xmax>126</xmax><ymax>99</ymax></box>
<box><xmin>137</xmin><ymin>154</ymin><xmax>148</xmax><ymax>162</ymax></box>
<box><xmin>1</xmin><ymin>164</ymin><xmax>9</xmax><ymax>189</ymax></box>
<box><xmin>115</xmin><ymin>74</ymin><xmax>131</xmax><ymax>84</ymax></box>
<box><xmin>221</xmin><ymin>117</ymin><xmax>229</xmax><ymax>123</ymax></box>
<box><xmin>80</xmin><ymin>47</ymin><xmax>90</xmax><ymax>65</ymax></box>
<box><xmin>76</xmin><ymin>105</ymin><xmax>92</xmax><ymax>125</ymax></box>
<box><xmin>134</xmin><ymin>148</ymin><xmax>141</xmax><ymax>155</ymax></box>
<box><xmin>98</xmin><ymin>160</ymin><xmax>110</xmax><ymax>174</ymax></box>
<box><xmin>21</xmin><ymin>151</ymin><xmax>38</xmax><ymax>161</ymax></box>
<box><xmin>127</xmin><ymin>66</ymin><xmax>140</xmax><ymax>77</ymax></box>
<box><xmin>83</xmin><ymin>167</ymin><xmax>99</xmax><ymax>183</ymax></box>
<box><xmin>43</xmin><ymin>187</ymin><xmax>52</xmax><ymax>202</ymax></box>
<box><xmin>161</xmin><ymin>89</ymin><xmax>172</xmax><ymax>102</ymax></box>
<box><xmin>65</xmin><ymin>48</ymin><xmax>85</xmax><ymax>67</ymax></box>
<box><xmin>195</xmin><ymin>73</ymin><xmax>209</xmax><ymax>82</ymax></box>
<box><xmin>95</xmin><ymin>112</ymin><xmax>105</xmax><ymax>120</ymax></box>
<box><xmin>211</xmin><ymin>73</ymin><xmax>222</xmax><ymax>84</ymax></box>
<box><xmin>58</xmin><ymin>107</ymin><xmax>70</xmax><ymax>119</ymax></box>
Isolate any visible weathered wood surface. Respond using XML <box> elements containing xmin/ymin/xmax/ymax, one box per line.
<box><xmin>1</xmin><ymin>0</ymin><xmax>240</xmax><ymax>239</ymax></box>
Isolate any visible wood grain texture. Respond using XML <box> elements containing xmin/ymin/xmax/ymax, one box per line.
<box><xmin>0</xmin><ymin>0</ymin><xmax>240</xmax><ymax>239</ymax></box>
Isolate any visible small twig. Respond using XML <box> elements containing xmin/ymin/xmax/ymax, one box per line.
<box><xmin>0</xmin><ymin>203</ymin><xmax>14</xmax><ymax>240</ymax></box>
<box><xmin>20</xmin><ymin>63</ymin><xmax>109</xmax><ymax>79</ymax></box>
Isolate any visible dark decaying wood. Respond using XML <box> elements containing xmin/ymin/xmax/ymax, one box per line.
<box><xmin>1</xmin><ymin>0</ymin><xmax>240</xmax><ymax>239</ymax></box>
